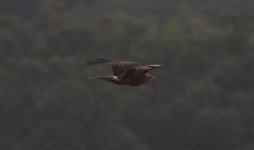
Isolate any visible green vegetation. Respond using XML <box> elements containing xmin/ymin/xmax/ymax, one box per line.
<box><xmin>0</xmin><ymin>0</ymin><xmax>254</xmax><ymax>150</ymax></box>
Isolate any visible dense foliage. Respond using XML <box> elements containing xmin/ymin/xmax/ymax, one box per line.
<box><xmin>1</xmin><ymin>0</ymin><xmax>254</xmax><ymax>150</ymax></box>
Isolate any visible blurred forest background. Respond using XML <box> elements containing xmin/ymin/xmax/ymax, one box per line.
<box><xmin>0</xmin><ymin>0</ymin><xmax>254</xmax><ymax>150</ymax></box>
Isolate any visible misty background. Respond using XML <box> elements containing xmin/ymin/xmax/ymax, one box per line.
<box><xmin>0</xmin><ymin>0</ymin><xmax>254</xmax><ymax>150</ymax></box>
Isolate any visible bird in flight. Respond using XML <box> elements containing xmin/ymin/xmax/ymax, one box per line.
<box><xmin>85</xmin><ymin>58</ymin><xmax>162</xmax><ymax>86</ymax></box>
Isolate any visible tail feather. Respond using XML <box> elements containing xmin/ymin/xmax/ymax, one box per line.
<box><xmin>88</xmin><ymin>75</ymin><xmax>118</xmax><ymax>81</ymax></box>
<box><xmin>88</xmin><ymin>76</ymin><xmax>111</xmax><ymax>79</ymax></box>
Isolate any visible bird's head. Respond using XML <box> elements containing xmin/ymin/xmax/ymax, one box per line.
<box><xmin>147</xmin><ymin>74</ymin><xmax>156</xmax><ymax>81</ymax></box>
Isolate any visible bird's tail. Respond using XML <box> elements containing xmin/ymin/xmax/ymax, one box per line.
<box><xmin>84</xmin><ymin>58</ymin><xmax>112</xmax><ymax>66</ymax></box>
<box><xmin>88</xmin><ymin>75</ymin><xmax>118</xmax><ymax>81</ymax></box>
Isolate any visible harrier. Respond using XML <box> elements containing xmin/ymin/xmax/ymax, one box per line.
<box><xmin>85</xmin><ymin>58</ymin><xmax>162</xmax><ymax>86</ymax></box>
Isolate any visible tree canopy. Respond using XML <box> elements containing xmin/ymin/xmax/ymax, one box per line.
<box><xmin>0</xmin><ymin>0</ymin><xmax>254</xmax><ymax>150</ymax></box>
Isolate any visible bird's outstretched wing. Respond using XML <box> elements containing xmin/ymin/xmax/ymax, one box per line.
<box><xmin>85</xmin><ymin>58</ymin><xmax>141</xmax><ymax>76</ymax></box>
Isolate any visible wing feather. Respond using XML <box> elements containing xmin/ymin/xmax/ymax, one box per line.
<box><xmin>84</xmin><ymin>59</ymin><xmax>141</xmax><ymax>76</ymax></box>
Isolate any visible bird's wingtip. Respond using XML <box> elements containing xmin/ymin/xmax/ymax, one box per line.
<box><xmin>83</xmin><ymin>58</ymin><xmax>113</xmax><ymax>66</ymax></box>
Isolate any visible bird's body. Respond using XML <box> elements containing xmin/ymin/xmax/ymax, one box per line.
<box><xmin>85</xmin><ymin>59</ymin><xmax>162</xmax><ymax>86</ymax></box>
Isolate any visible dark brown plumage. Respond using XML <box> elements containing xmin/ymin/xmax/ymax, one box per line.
<box><xmin>85</xmin><ymin>59</ymin><xmax>162</xmax><ymax>86</ymax></box>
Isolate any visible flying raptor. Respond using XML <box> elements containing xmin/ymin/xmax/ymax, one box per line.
<box><xmin>85</xmin><ymin>59</ymin><xmax>162</xmax><ymax>86</ymax></box>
